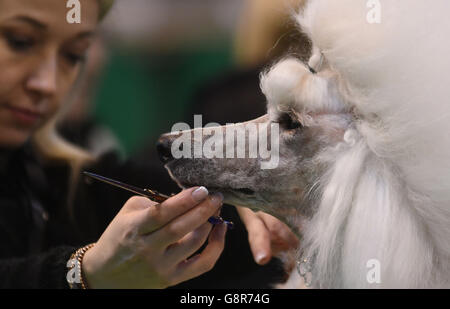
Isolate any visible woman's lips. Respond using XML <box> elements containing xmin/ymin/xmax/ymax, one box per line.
<box><xmin>4</xmin><ymin>105</ymin><xmax>43</xmax><ymax>126</ymax></box>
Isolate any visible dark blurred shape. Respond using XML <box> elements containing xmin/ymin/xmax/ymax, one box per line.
<box><xmin>189</xmin><ymin>67</ymin><xmax>267</xmax><ymax>125</ymax></box>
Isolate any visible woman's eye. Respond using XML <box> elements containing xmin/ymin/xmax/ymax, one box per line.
<box><xmin>5</xmin><ymin>33</ymin><xmax>35</xmax><ymax>52</ymax></box>
<box><xmin>277</xmin><ymin>112</ymin><xmax>303</xmax><ymax>131</ymax></box>
<box><xmin>65</xmin><ymin>52</ymin><xmax>86</xmax><ymax>66</ymax></box>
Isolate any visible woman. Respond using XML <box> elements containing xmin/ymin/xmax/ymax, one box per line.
<box><xmin>0</xmin><ymin>0</ymin><xmax>298</xmax><ymax>289</ymax></box>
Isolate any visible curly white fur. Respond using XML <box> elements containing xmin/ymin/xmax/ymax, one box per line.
<box><xmin>161</xmin><ymin>0</ymin><xmax>450</xmax><ymax>288</ymax></box>
<box><xmin>274</xmin><ymin>0</ymin><xmax>450</xmax><ymax>288</ymax></box>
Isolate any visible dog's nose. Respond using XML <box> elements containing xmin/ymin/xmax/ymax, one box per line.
<box><xmin>156</xmin><ymin>136</ymin><xmax>175</xmax><ymax>163</ymax></box>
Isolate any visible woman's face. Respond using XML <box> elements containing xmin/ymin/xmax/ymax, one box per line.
<box><xmin>0</xmin><ymin>0</ymin><xmax>99</xmax><ymax>148</ymax></box>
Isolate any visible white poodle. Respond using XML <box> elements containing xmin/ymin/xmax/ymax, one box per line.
<box><xmin>159</xmin><ymin>0</ymin><xmax>450</xmax><ymax>288</ymax></box>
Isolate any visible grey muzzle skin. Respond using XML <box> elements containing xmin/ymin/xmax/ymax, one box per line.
<box><xmin>156</xmin><ymin>110</ymin><xmax>352</xmax><ymax>236</ymax></box>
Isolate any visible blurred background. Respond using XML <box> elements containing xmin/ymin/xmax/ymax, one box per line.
<box><xmin>61</xmin><ymin>0</ymin><xmax>310</xmax><ymax>288</ymax></box>
<box><xmin>61</xmin><ymin>0</ymin><xmax>309</xmax><ymax>159</ymax></box>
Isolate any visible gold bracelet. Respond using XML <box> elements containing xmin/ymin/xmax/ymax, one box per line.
<box><xmin>67</xmin><ymin>243</ymin><xmax>96</xmax><ymax>289</ymax></box>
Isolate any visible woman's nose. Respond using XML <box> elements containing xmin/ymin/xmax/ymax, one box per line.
<box><xmin>26</xmin><ymin>54</ymin><xmax>58</xmax><ymax>98</ymax></box>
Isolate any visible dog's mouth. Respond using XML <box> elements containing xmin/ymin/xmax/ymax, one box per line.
<box><xmin>183</xmin><ymin>183</ymin><xmax>256</xmax><ymax>197</ymax></box>
<box><xmin>233</xmin><ymin>188</ymin><xmax>256</xmax><ymax>195</ymax></box>
<box><xmin>164</xmin><ymin>164</ymin><xmax>258</xmax><ymax>204</ymax></box>
<box><xmin>213</xmin><ymin>187</ymin><xmax>256</xmax><ymax>197</ymax></box>
<box><xmin>174</xmin><ymin>177</ymin><xmax>256</xmax><ymax>196</ymax></box>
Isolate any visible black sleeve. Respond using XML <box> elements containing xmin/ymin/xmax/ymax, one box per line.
<box><xmin>0</xmin><ymin>246</ymin><xmax>76</xmax><ymax>289</ymax></box>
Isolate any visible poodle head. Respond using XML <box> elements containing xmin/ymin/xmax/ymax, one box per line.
<box><xmin>158</xmin><ymin>56</ymin><xmax>356</xmax><ymax>223</ymax></box>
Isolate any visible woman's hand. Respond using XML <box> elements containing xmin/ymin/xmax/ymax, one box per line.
<box><xmin>236</xmin><ymin>206</ymin><xmax>299</xmax><ymax>265</ymax></box>
<box><xmin>82</xmin><ymin>187</ymin><xmax>226</xmax><ymax>289</ymax></box>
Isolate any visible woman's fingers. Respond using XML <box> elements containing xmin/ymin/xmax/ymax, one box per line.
<box><xmin>237</xmin><ymin>206</ymin><xmax>299</xmax><ymax>264</ymax></box>
<box><xmin>164</xmin><ymin>222</ymin><xmax>212</xmax><ymax>265</ymax></box>
<box><xmin>171</xmin><ymin>223</ymin><xmax>227</xmax><ymax>285</ymax></box>
<box><xmin>237</xmin><ymin>206</ymin><xmax>272</xmax><ymax>265</ymax></box>
<box><xmin>259</xmin><ymin>212</ymin><xmax>299</xmax><ymax>253</ymax></box>
<box><xmin>150</xmin><ymin>193</ymin><xmax>224</xmax><ymax>244</ymax></box>
<box><xmin>236</xmin><ymin>205</ymin><xmax>255</xmax><ymax>222</ymax></box>
<box><xmin>121</xmin><ymin>196</ymin><xmax>159</xmax><ymax>213</ymax></box>
<box><xmin>164</xmin><ymin>208</ymin><xmax>221</xmax><ymax>265</ymax></box>
<box><xmin>83</xmin><ymin>188</ymin><xmax>226</xmax><ymax>289</ymax></box>
<box><xmin>247</xmin><ymin>214</ymin><xmax>272</xmax><ymax>265</ymax></box>
<box><xmin>135</xmin><ymin>187</ymin><xmax>210</xmax><ymax>235</ymax></box>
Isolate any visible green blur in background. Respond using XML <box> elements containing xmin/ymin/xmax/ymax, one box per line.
<box><xmin>92</xmin><ymin>42</ymin><xmax>233</xmax><ymax>157</ymax></box>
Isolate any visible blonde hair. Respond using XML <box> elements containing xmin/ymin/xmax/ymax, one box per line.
<box><xmin>32</xmin><ymin>89</ymin><xmax>95</xmax><ymax>219</ymax></box>
<box><xmin>33</xmin><ymin>0</ymin><xmax>116</xmax><ymax>165</ymax></box>
<box><xmin>31</xmin><ymin>0</ymin><xmax>115</xmax><ymax>218</ymax></box>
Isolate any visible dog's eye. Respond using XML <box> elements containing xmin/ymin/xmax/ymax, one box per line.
<box><xmin>277</xmin><ymin>113</ymin><xmax>303</xmax><ymax>131</ymax></box>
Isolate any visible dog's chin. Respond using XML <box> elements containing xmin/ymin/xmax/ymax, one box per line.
<box><xmin>183</xmin><ymin>182</ymin><xmax>258</xmax><ymax>206</ymax></box>
<box><xmin>165</xmin><ymin>165</ymin><xmax>266</xmax><ymax>211</ymax></box>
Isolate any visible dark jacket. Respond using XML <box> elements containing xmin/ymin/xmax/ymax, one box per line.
<box><xmin>0</xmin><ymin>143</ymin><xmax>284</xmax><ymax>289</ymax></box>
